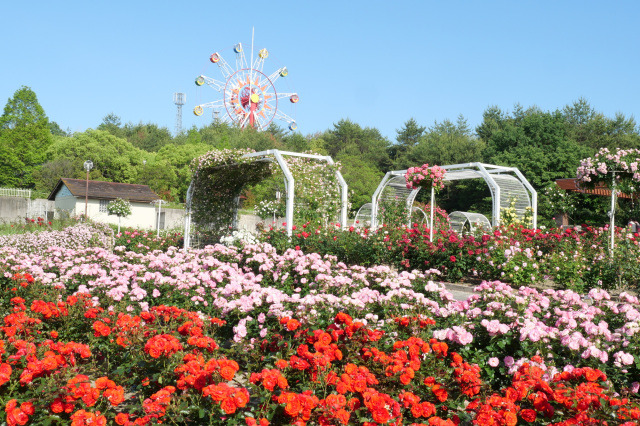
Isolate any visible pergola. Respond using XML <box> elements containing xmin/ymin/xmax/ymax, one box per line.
<box><xmin>184</xmin><ymin>150</ymin><xmax>348</xmax><ymax>249</ymax></box>
<box><xmin>366</xmin><ymin>163</ymin><xmax>537</xmax><ymax>240</ymax></box>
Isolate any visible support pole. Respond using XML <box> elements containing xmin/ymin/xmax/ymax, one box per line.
<box><xmin>610</xmin><ymin>186</ymin><xmax>616</xmax><ymax>258</ymax></box>
<box><xmin>429</xmin><ymin>187</ymin><xmax>435</xmax><ymax>242</ymax></box>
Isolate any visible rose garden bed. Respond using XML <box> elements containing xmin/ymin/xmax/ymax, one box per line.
<box><xmin>0</xmin><ymin>225</ymin><xmax>639</xmax><ymax>425</ymax></box>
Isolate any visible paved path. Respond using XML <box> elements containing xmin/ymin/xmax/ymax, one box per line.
<box><xmin>443</xmin><ymin>283</ymin><xmax>476</xmax><ymax>301</ymax></box>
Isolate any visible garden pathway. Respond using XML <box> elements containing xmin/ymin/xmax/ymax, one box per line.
<box><xmin>443</xmin><ymin>282</ymin><xmax>475</xmax><ymax>301</ymax></box>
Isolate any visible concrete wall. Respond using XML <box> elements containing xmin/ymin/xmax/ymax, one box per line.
<box><xmin>0</xmin><ymin>197</ymin><xmax>55</xmax><ymax>223</ymax></box>
<box><xmin>164</xmin><ymin>208</ymin><xmax>185</xmax><ymax>230</ymax></box>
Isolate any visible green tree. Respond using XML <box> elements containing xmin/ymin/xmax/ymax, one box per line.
<box><xmin>32</xmin><ymin>158</ymin><xmax>84</xmax><ymax>193</ymax></box>
<box><xmin>478</xmin><ymin>105</ymin><xmax>591</xmax><ymax>189</ymax></box>
<box><xmin>123</xmin><ymin>122</ymin><xmax>174</xmax><ymax>152</ymax></box>
<box><xmin>390</xmin><ymin>118</ymin><xmax>426</xmax><ymax>162</ymax></box>
<box><xmin>397</xmin><ymin>115</ymin><xmax>484</xmax><ymax>169</ymax></box>
<box><xmin>97</xmin><ymin>113</ymin><xmax>126</xmax><ymax>138</ymax></box>
<box><xmin>155</xmin><ymin>143</ymin><xmax>211</xmax><ymax>202</ymax></box>
<box><xmin>335</xmin><ymin>153</ymin><xmax>383</xmax><ymax>212</ymax></box>
<box><xmin>562</xmin><ymin>99</ymin><xmax>640</xmax><ymax>149</ymax></box>
<box><xmin>0</xmin><ymin>86</ymin><xmax>52</xmax><ymax>187</ymax></box>
<box><xmin>46</xmin><ymin>130</ymin><xmax>146</xmax><ymax>184</ymax></box>
<box><xmin>48</xmin><ymin>121</ymin><xmax>69</xmax><ymax>137</ymax></box>
<box><xmin>322</xmin><ymin>119</ymin><xmax>391</xmax><ymax>171</ymax></box>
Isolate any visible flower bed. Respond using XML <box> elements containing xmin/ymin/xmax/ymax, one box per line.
<box><xmin>113</xmin><ymin>229</ymin><xmax>183</xmax><ymax>253</ymax></box>
<box><xmin>1</xmin><ymin>270</ymin><xmax>639</xmax><ymax>425</ymax></box>
<box><xmin>0</xmin><ymin>223</ymin><xmax>113</xmax><ymax>254</ymax></box>
<box><xmin>261</xmin><ymin>222</ymin><xmax>640</xmax><ymax>291</ymax></box>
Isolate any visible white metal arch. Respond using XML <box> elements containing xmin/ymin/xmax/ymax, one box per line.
<box><xmin>449</xmin><ymin>211</ymin><xmax>492</xmax><ymax>234</ymax></box>
<box><xmin>184</xmin><ymin>149</ymin><xmax>348</xmax><ymax>249</ymax></box>
<box><xmin>370</xmin><ymin>163</ymin><xmax>537</xmax><ymax>240</ymax></box>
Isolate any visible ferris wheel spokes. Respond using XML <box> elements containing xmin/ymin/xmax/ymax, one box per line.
<box><xmin>196</xmin><ymin>75</ymin><xmax>226</xmax><ymax>92</ymax></box>
<box><xmin>274</xmin><ymin>109</ymin><xmax>295</xmax><ymax>125</ymax></box>
<box><xmin>267</xmin><ymin>67</ymin><xmax>288</xmax><ymax>84</ymax></box>
<box><xmin>251</xmin><ymin>48</ymin><xmax>269</xmax><ymax>72</ymax></box>
<box><xmin>209</xmin><ymin>53</ymin><xmax>235</xmax><ymax>79</ymax></box>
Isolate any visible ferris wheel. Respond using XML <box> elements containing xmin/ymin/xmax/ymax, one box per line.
<box><xmin>193</xmin><ymin>37</ymin><xmax>299</xmax><ymax>131</ymax></box>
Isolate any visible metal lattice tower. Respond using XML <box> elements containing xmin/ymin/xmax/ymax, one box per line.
<box><xmin>173</xmin><ymin>92</ymin><xmax>186</xmax><ymax>135</ymax></box>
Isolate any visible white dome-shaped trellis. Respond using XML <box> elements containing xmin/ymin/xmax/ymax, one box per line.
<box><xmin>449</xmin><ymin>211</ymin><xmax>491</xmax><ymax>234</ymax></box>
<box><xmin>410</xmin><ymin>206</ymin><xmax>429</xmax><ymax>224</ymax></box>
<box><xmin>354</xmin><ymin>203</ymin><xmax>373</xmax><ymax>228</ymax></box>
<box><xmin>369</xmin><ymin>163</ymin><xmax>537</xmax><ymax>241</ymax></box>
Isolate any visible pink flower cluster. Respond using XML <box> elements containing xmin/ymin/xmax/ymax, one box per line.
<box><xmin>405</xmin><ymin>164</ymin><xmax>446</xmax><ymax>191</ymax></box>
<box><xmin>577</xmin><ymin>147</ymin><xmax>640</xmax><ymax>194</ymax></box>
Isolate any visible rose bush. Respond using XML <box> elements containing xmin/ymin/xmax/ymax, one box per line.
<box><xmin>1</xmin><ymin>271</ymin><xmax>639</xmax><ymax>425</ymax></box>
<box><xmin>260</xmin><ymin>222</ymin><xmax>640</xmax><ymax>291</ymax></box>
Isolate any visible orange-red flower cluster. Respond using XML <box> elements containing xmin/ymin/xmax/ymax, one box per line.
<box><xmin>5</xmin><ymin>399</ymin><xmax>34</xmax><ymax>426</ymax></box>
<box><xmin>277</xmin><ymin>391</ymin><xmax>320</xmax><ymax>423</ymax></box>
<box><xmin>468</xmin><ymin>363</ymin><xmax>640</xmax><ymax>425</ymax></box>
<box><xmin>174</xmin><ymin>353</ymin><xmax>239</xmax><ymax>390</ymax></box>
<box><xmin>250</xmin><ymin>368</ymin><xmax>289</xmax><ymax>392</ymax></box>
<box><xmin>70</xmin><ymin>409</ymin><xmax>107</xmax><ymax>426</ymax></box>
<box><xmin>202</xmin><ymin>382</ymin><xmax>250</xmax><ymax>414</ymax></box>
<box><xmin>143</xmin><ymin>334</ymin><xmax>183</xmax><ymax>358</ymax></box>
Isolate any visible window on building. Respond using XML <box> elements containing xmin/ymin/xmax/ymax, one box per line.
<box><xmin>99</xmin><ymin>199</ymin><xmax>108</xmax><ymax>213</ymax></box>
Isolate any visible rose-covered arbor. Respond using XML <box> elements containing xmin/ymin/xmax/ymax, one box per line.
<box><xmin>576</xmin><ymin>147</ymin><xmax>640</xmax><ymax>254</ymax></box>
<box><xmin>368</xmin><ymin>163</ymin><xmax>537</xmax><ymax>240</ymax></box>
<box><xmin>184</xmin><ymin>149</ymin><xmax>348</xmax><ymax>249</ymax></box>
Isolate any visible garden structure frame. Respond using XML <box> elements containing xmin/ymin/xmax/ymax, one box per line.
<box><xmin>368</xmin><ymin>163</ymin><xmax>537</xmax><ymax>241</ymax></box>
<box><xmin>184</xmin><ymin>150</ymin><xmax>348</xmax><ymax>249</ymax></box>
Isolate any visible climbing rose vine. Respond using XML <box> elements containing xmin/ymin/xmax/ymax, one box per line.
<box><xmin>576</xmin><ymin>147</ymin><xmax>640</xmax><ymax>195</ymax></box>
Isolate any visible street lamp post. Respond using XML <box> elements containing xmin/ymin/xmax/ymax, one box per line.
<box><xmin>83</xmin><ymin>160</ymin><xmax>93</xmax><ymax>219</ymax></box>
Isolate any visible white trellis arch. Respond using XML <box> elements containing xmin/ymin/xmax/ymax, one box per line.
<box><xmin>369</xmin><ymin>163</ymin><xmax>537</xmax><ymax>240</ymax></box>
<box><xmin>448</xmin><ymin>211</ymin><xmax>492</xmax><ymax>234</ymax></box>
<box><xmin>184</xmin><ymin>150</ymin><xmax>348</xmax><ymax>249</ymax></box>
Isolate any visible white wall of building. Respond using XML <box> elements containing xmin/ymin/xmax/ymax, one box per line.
<box><xmin>71</xmin><ymin>199</ymin><xmax>156</xmax><ymax>229</ymax></box>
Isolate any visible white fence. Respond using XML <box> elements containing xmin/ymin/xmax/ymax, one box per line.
<box><xmin>0</xmin><ymin>188</ymin><xmax>31</xmax><ymax>198</ymax></box>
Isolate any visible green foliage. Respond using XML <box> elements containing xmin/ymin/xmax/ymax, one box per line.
<box><xmin>562</xmin><ymin>98</ymin><xmax>640</xmax><ymax>150</ymax></box>
<box><xmin>334</xmin><ymin>153</ymin><xmax>382</xmax><ymax>212</ymax></box>
<box><xmin>479</xmin><ymin>105</ymin><xmax>592</xmax><ymax>189</ymax></box>
<box><xmin>45</xmin><ymin>129</ymin><xmax>146</xmax><ymax>184</ymax></box>
<box><xmin>389</xmin><ymin>117</ymin><xmax>426</xmax><ymax>162</ymax></box>
<box><xmin>189</xmin><ymin>149</ymin><xmax>272</xmax><ymax>243</ymax></box>
<box><xmin>322</xmin><ymin>119</ymin><xmax>392</xmax><ymax>171</ymax></box>
<box><xmin>395</xmin><ymin>116</ymin><xmax>484</xmax><ymax>169</ymax></box>
<box><xmin>125</xmin><ymin>122</ymin><xmax>174</xmax><ymax>152</ymax></box>
<box><xmin>32</xmin><ymin>157</ymin><xmax>83</xmax><ymax>193</ymax></box>
<box><xmin>0</xmin><ymin>86</ymin><xmax>52</xmax><ymax>187</ymax></box>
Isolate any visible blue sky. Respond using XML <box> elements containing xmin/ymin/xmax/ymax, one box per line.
<box><xmin>1</xmin><ymin>1</ymin><xmax>638</xmax><ymax>141</ymax></box>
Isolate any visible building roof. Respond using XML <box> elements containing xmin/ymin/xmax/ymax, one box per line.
<box><xmin>48</xmin><ymin>178</ymin><xmax>160</xmax><ymax>203</ymax></box>
<box><xmin>555</xmin><ymin>178</ymin><xmax>635</xmax><ymax>199</ymax></box>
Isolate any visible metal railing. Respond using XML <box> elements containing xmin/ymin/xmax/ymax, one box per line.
<box><xmin>0</xmin><ymin>188</ymin><xmax>31</xmax><ymax>198</ymax></box>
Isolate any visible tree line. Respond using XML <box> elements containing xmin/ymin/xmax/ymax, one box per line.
<box><xmin>2</xmin><ymin>85</ymin><xmax>639</xmax><ymax>225</ymax></box>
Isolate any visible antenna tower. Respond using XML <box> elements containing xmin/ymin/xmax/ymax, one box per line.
<box><xmin>173</xmin><ymin>92</ymin><xmax>186</xmax><ymax>134</ymax></box>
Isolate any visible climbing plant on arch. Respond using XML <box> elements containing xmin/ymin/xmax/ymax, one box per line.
<box><xmin>577</xmin><ymin>147</ymin><xmax>640</xmax><ymax>254</ymax></box>
<box><xmin>184</xmin><ymin>149</ymin><xmax>348</xmax><ymax>248</ymax></box>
